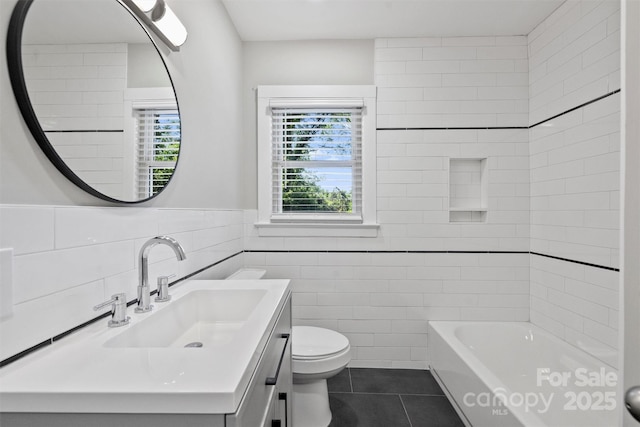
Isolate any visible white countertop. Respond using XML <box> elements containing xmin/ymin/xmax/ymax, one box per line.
<box><xmin>0</xmin><ymin>279</ymin><xmax>290</xmax><ymax>415</ymax></box>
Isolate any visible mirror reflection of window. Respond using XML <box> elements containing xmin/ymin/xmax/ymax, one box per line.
<box><xmin>134</xmin><ymin>108</ymin><xmax>180</xmax><ymax>198</ymax></box>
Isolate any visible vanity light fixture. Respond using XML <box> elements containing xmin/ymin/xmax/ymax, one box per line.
<box><xmin>133</xmin><ymin>0</ymin><xmax>158</xmax><ymax>13</ymax></box>
<box><xmin>131</xmin><ymin>0</ymin><xmax>157</xmax><ymax>12</ymax></box>
<box><xmin>121</xmin><ymin>0</ymin><xmax>187</xmax><ymax>51</ymax></box>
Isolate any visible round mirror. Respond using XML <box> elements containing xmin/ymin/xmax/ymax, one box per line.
<box><xmin>7</xmin><ymin>0</ymin><xmax>181</xmax><ymax>203</ymax></box>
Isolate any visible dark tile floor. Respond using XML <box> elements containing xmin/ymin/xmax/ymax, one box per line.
<box><xmin>327</xmin><ymin>368</ymin><xmax>465</xmax><ymax>427</ymax></box>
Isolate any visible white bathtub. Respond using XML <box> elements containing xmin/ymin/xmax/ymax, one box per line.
<box><xmin>428</xmin><ymin>321</ymin><xmax>618</xmax><ymax>427</ymax></box>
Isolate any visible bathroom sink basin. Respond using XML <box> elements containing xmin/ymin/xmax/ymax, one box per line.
<box><xmin>105</xmin><ymin>289</ymin><xmax>268</xmax><ymax>348</ymax></box>
<box><xmin>0</xmin><ymin>279</ymin><xmax>291</xmax><ymax>415</ymax></box>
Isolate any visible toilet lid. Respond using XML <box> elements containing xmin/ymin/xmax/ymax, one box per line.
<box><xmin>292</xmin><ymin>326</ymin><xmax>349</xmax><ymax>359</ymax></box>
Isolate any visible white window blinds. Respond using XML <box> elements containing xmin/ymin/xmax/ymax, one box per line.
<box><xmin>134</xmin><ymin>108</ymin><xmax>180</xmax><ymax>198</ymax></box>
<box><xmin>270</xmin><ymin>107</ymin><xmax>363</xmax><ymax>222</ymax></box>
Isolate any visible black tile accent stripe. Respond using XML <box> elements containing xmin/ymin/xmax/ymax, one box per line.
<box><xmin>0</xmin><ymin>339</ymin><xmax>52</xmax><ymax>368</ymax></box>
<box><xmin>530</xmin><ymin>251</ymin><xmax>620</xmax><ymax>272</ymax></box>
<box><xmin>244</xmin><ymin>249</ymin><xmax>529</xmax><ymax>254</ymax></box>
<box><xmin>244</xmin><ymin>249</ymin><xmax>620</xmax><ymax>271</ymax></box>
<box><xmin>0</xmin><ymin>249</ymin><xmax>618</xmax><ymax>368</ymax></box>
<box><xmin>246</xmin><ymin>249</ymin><xmax>618</xmax><ymax>271</ymax></box>
<box><xmin>52</xmin><ymin>312</ymin><xmax>113</xmax><ymax>343</ymax></box>
<box><xmin>376</xmin><ymin>89</ymin><xmax>621</xmax><ymax>132</ymax></box>
<box><xmin>529</xmin><ymin>89</ymin><xmax>621</xmax><ymax>129</ymax></box>
<box><xmin>44</xmin><ymin>129</ymin><xmax>124</xmax><ymax>133</ymax></box>
<box><xmin>377</xmin><ymin>126</ymin><xmax>528</xmax><ymax>131</ymax></box>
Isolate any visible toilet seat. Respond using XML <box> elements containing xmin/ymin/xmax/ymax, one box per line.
<box><xmin>293</xmin><ymin>326</ymin><xmax>350</xmax><ymax>359</ymax></box>
<box><xmin>292</xmin><ymin>326</ymin><xmax>351</xmax><ymax>375</ymax></box>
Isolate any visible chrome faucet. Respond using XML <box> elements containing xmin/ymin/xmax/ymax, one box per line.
<box><xmin>136</xmin><ymin>236</ymin><xmax>186</xmax><ymax>313</ymax></box>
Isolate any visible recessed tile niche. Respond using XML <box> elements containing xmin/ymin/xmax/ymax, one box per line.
<box><xmin>449</xmin><ymin>158</ymin><xmax>487</xmax><ymax>223</ymax></box>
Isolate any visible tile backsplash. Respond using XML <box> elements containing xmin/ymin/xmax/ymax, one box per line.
<box><xmin>0</xmin><ymin>205</ymin><xmax>244</xmax><ymax>361</ymax></box>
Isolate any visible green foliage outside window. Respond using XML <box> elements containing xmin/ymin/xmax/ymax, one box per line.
<box><xmin>151</xmin><ymin>114</ymin><xmax>180</xmax><ymax>193</ymax></box>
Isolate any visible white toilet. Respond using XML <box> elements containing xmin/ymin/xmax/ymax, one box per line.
<box><xmin>227</xmin><ymin>269</ymin><xmax>351</xmax><ymax>427</ymax></box>
<box><xmin>292</xmin><ymin>325</ymin><xmax>351</xmax><ymax>427</ymax></box>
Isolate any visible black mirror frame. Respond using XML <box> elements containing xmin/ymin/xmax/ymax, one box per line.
<box><xmin>6</xmin><ymin>0</ymin><xmax>182</xmax><ymax>204</ymax></box>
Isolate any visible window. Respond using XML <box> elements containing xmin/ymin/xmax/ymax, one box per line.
<box><xmin>257</xmin><ymin>86</ymin><xmax>378</xmax><ymax>236</ymax></box>
<box><xmin>134</xmin><ymin>108</ymin><xmax>180</xmax><ymax>198</ymax></box>
<box><xmin>271</xmin><ymin>107</ymin><xmax>362</xmax><ymax>220</ymax></box>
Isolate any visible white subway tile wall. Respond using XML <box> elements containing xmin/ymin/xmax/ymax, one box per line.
<box><xmin>22</xmin><ymin>43</ymin><xmax>128</xmax><ymax>197</ymax></box>
<box><xmin>527</xmin><ymin>0</ymin><xmax>621</xmax><ymax>366</ymax></box>
<box><xmin>530</xmin><ymin>255</ymin><xmax>619</xmax><ymax>368</ymax></box>
<box><xmin>244</xmin><ymin>250</ymin><xmax>529</xmax><ymax>369</ymax></box>
<box><xmin>528</xmin><ymin>0</ymin><xmax>620</xmax><ymax>125</ymax></box>
<box><xmin>375</xmin><ymin>36</ymin><xmax>529</xmax><ymax>128</ymax></box>
<box><xmin>0</xmin><ymin>206</ymin><xmax>244</xmax><ymax>361</ymax></box>
<box><xmin>530</xmin><ymin>94</ymin><xmax>620</xmax><ymax>268</ymax></box>
<box><xmin>377</xmin><ymin>128</ymin><xmax>530</xmax><ymax>251</ymax></box>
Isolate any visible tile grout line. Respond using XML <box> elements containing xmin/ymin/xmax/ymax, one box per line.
<box><xmin>398</xmin><ymin>395</ymin><xmax>414</xmax><ymax>427</ymax></box>
<box><xmin>328</xmin><ymin>391</ymin><xmax>446</xmax><ymax>397</ymax></box>
<box><xmin>327</xmin><ymin>370</ymin><xmax>465</xmax><ymax>426</ymax></box>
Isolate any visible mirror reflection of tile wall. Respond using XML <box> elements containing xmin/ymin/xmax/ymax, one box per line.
<box><xmin>23</xmin><ymin>43</ymin><xmax>128</xmax><ymax>197</ymax></box>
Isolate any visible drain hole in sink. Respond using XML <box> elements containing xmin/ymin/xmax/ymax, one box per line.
<box><xmin>184</xmin><ymin>342</ymin><xmax>204</xmax><ymax>348</ymax></box>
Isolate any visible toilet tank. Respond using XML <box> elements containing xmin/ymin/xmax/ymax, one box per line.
<box><xmin>226</xmin><ymin>268</ymin><xmax>267</xmax><ymax>280</ymax></box>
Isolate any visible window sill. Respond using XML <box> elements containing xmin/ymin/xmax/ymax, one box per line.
<box><xmin>254</xmin><ymin>222</ymin><xmax>380</xmax><ymax>237</ymax></box>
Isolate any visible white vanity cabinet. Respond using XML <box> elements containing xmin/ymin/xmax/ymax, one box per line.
<box><xmin>228</xmin><ymin>296</ymin><xmax>292</xmax><ymax>427</ymax></box>
<box><xmin>0</xmin><ymin>282</ymin><xmax>292</xmax><ymax>427</ymax></box>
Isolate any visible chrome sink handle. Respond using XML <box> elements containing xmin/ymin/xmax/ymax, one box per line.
<box><xmin>155</xmin><ymin>274</ymin><xmax>176</xmax><ymax>302</ymax></box>
<box><xmin>94</xmin><ymin>293</ymin><xmax>130</xmax><ymax>328</ymax></box>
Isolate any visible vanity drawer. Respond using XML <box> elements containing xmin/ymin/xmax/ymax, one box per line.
<box><xmin>227</xmin><ymin>295</ymin><xmax>292</xmax><ymax>427</ymax></box>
